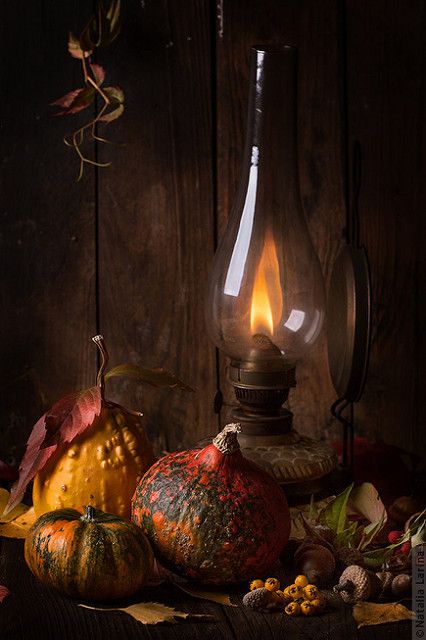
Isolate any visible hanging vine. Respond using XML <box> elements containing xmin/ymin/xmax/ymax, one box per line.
<box><xmin>51</xmin><ymin>0</ymin><xmax>124</xmax><ymax>180</ymax></box>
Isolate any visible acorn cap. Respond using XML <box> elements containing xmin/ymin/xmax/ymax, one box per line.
<box><xmin>376</xmin><ymin>571</ymin><xmax>393</xmax><ymax>594</ymax></box>
<box><xmin>335</xmin><ymin>547</ymin><xmax>365</xmax><ymax>568</ymax></box>
<box><xmin>334</xmin><ymin>565</ymin><xmax>380</xmax><ymax>604</ymax></box>
<box><xmin>242</xmin><ymin>587</ymin><xmax>281</xmax><ymax>611</ymax></box>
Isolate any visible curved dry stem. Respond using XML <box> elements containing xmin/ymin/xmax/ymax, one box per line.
<box><xmin>62</xmin><ymin>57</ymin><xmax>121</xmax><ymax>179</ymax></box>
<box><xmin>92</xmin><ymin>335</ymin><xmax>109</xmax><ymax>400</ymax></box>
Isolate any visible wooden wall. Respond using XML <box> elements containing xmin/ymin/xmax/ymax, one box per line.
<box><xmin>1</xmin><ymin>1</ymin><xmax>424</xmax><ymax>471</ymax></box>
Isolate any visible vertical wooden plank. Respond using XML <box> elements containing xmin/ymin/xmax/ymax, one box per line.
<box><xmin>0</xmin><ymin>1</ymin><xmax>97</xmax><ymax>466</ymax></box>
<box><xmin>215</xmin><ymin>0</ymin><xmax>345</xmax><ymax>440</ymax></box>
<box><xmin>97</xmin><ymin>0</ymin><xmax>217</xmax><ymax>451</ymax></box>
<box><xmin>346</xmin><ymin>1</ymin><xmax>426</xmax><ymax>458</ymax></box>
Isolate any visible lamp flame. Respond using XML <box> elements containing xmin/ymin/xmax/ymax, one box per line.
<box><xmin>250</xmin><ymin>230</ymin><xmax>283</xmax><ymax>335</ymax></box>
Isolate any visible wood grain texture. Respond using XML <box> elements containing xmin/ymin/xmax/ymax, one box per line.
<box><xmin>215</xmin><ymin>0</ymin><xmax>345</xmax><ymax>440</ymax></box>
<box><xmin>97</xmin><ymin>0</ymin><xmax>217</xmax><ymax>453</ymax></box>
<box><xmin>346</xmin><ymin>0</ymin><xmax>426</xmax><ymax>460</ymax></box>
<box><xmin>0</xmin><ymin>2</ymin><xmax>97</xmax><ymax>466</ymax></box>
<box><xmin>0</xmin><ymin>538</ymin><xmax>413</xmax><ymax>640</ymax></box>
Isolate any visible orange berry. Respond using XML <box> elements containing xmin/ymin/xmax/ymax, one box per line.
<box><xmin>295</xmin><ymin>575</ymin><xmax>309</xmax><ymax>588</ymax></box>
<box><xmin>249</xmin><ymin>579</ymin><xmax>264</xmax><ymax>590</ymax></box>
<box><xmin>288</xmin><ymin>583</ymin><xmax>304</xmax><ymax>599</ymax></box>
<box><xmin>285</xmin><ymin>601</ymin><xmax>301</xmax><ymax>616</ymax></box>
<box><xmin>311</xmin><ymin>596</ymin><xmax>326</xmax><ymax>612</ymax></box>
<box><xmin>283</xmin><ymin>585</ymin><xmax>293</xmax><ymax>598</ymax></box>
<box><xmin>264</xmin><ymin>577</ymin><xmax>280</xmax><ymax>592</ymax></box>
<box><xmin>303</xmin><ymin>584</ymin><xmax>319</xmax><ymax>600</ymax></box>
<box><xmin>300</xmin><ymin>600</ymin><xmax>316</xmax><ymax>616</ymax></box>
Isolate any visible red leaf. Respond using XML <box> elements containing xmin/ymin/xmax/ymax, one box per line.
<box><xmin>0</xmin><ymin>460</ymin><xmax>18</xmax><ymax>482</ymax></box>
<box><xmin>51</xmin><ymin>87</ymin><xmax>95</xmax><ymax>116</ymax></box>
<box><xmin>90</xmin><ymin>63</ymin><xmax>105</xmax><ymax>86</ymax></box>
<box><xmin>5</xmin><ymin>387</ymin><xmax>101</xmax><ymax>515</ymax></box>
<box><xmin>0</xmin><ymin>585</ymin><xmax>10</xmax><ymax>602</ymax></box>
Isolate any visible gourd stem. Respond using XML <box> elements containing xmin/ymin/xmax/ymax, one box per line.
<box><xmin>92</xmin><ymin>335</ymin><xmax>109</xmax><ymax>400</ymax></box>
<box><xmin>82</xmin><ymin>505</ymin><xmax>96</xmax><ymax>522</ymax></box>
<box><xmin>212</xmin><ymin>423</ymin><xmax>242</xmax><ymax>455</ymax></box>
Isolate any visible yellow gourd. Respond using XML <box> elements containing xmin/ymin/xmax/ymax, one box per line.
<box><xmin>32</xmin><ymin>336</ymin><xmax>156</xmax><ymax>520</ymax></box>
<box><xmin>33</xmin><ymin>404</ymin><xmax>155</xmax><ymax>520</ymax></box>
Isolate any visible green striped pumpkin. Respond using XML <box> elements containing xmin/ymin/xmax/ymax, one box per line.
<box><xmin>24</xmin><ymin>505</ymin><xmax>153</xmax><ymax>600</ymax></box>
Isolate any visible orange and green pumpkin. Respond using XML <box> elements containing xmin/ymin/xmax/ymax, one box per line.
<box><xmin>24</xmin><ymin>505</ymin><xmax>153</xmax><ymax>600</ymax></box>
<box><xmin>131</xmin><ymin>423</ymin><xmax>291</xmax><ymax>584</ymax></box>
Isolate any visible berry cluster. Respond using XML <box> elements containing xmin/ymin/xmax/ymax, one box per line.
<box><xmin>247</xmin><ymin>575</ymin><xmax>327</xmax><ymax>616</ymax></box>
<box><xmin>387</xmin><ymin>530</ymin><xmax>411</xmax><ymax>555</ymax></box>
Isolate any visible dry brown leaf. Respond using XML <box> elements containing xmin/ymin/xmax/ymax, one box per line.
<box><xmin>0</xmin><ymin>492</ymin><xmax>36</xmax><ymax>539</ymax></box>
<box><xmin>353</xmin><ymin>602</ymin><xmax>415</xmax><ymax>628</ymax></box>
<box><xmin>79</xmin><ymin>602</ymin><xmax>212</xmax><ymax>625</ymax></box>
<box><xmin>174</xmin><ymin>581</ymin><xmax>236</xmax><ymax>606</ymax></box>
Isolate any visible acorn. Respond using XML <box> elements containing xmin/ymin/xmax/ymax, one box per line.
<box><xmin>333</xmin><ymin>565</ymin><xmax>381</xmax><ymax>604</ymax></box>
<box><xmin>294</xmin><ymin>542</ymin><xmax>336</xmax><ymax>586</ymax></box>
<box><xmin>335</xmin><ymin>547</ymin><xmax>365</xmax><ymax>568</ymax></box>
<box><xmin>242</xmin><ymin>587</ymin><xmax>282</xmax><ymax>611</ymax></box>
<box><xmin>381</xmin><ymin>553</ymin><xmax>412</xmax><ymax>574</ymax></box>
<box><xmin>391</xmin><ymin>573</ymin><xmax>412</xmax><ymax>597</ymax></box>
<box><xmin>376</xmin><ymin>571</ymin><xmax>394</xmax><ymax>594</ymax></box>
<box><xmin>388</xmin><ymin>496</ymin><xmax>422</xmax><ymax>527</ymax></box>
<box><xmin>312</xmin><ymin>525</ymin><xmax>336</xmax><ymax>544</ymax></box>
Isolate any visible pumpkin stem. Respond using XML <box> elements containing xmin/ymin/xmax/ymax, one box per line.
<box><xmin>82</xmin><ymin>505</ymin><xmax>97</xmax><ymax>522</ymax></box>
<box><xmin>92</xmin><ymin>335</ymin><xmax>109</xmax><ymax>400</ymax></box>
<box><xmin>212</xmin><ymin>423</ymin><xmax>242</xmax><ymax>455</ymax></box>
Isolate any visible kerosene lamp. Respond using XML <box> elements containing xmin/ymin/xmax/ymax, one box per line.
<box><xmin>206</xmin><ymin>45</ymin><xmax>338</xmax><ymax>493</ymax></box>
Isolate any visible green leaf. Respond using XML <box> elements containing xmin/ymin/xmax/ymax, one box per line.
<box><xmin>104</xmin><ymin>86</ymin><xmax>124</xmax><ymax>104</ymax></box>
<box><xmin>362</xmin><ymin>546</ymin><xmax>395</xmax><ymax>569</ymax></box>
<box><xmin>335</xmin><ymin>520</ymin><xmax>360</xmax><ymax>548</ymax></box>
<box><xmin>106</xmin><ymin>0</ymin><xmax>121</xmax><ymax>42</ymax></box>
<box><xmin>412</xmin><ymin>520</ymin><xmax>426</xmax><ymax>547</ymax></box>
<box><xmin>359</xmin><ymin>510</ymin><xmax>387</xmax><ymax>551</ymax></box>
<box><xmin>68</xmin><ymin>31</ymin><xmax>92</xmax><ymax>59</ymax></box>
<box><xmin>105</xmin><ymin>364</ymin><xmax>194</xmax><ymax>392</ymax></box>
<box><xmin>318</xmin><ymin>483</ymin><xmax>354</xmax><ymax>534</ymax></box>
<box><xmin>99</xmin><ymin>104</ymin><xmax>124</xmax><ymax>123</ymax></box>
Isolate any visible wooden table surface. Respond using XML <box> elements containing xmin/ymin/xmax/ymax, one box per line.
<box><xmin>0</xmin><ymin>538</ymin><xmax>413</xmax><ymax>640</ymax></box>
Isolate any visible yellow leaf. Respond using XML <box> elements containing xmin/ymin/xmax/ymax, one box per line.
<box><xmin>0</xmin><ymin>489</ymin><xmax>36</xmax><ymax>539</ymax></box>
<box><xmin>0</xmin><ymin>488</ymin><xmax>29</xmax><ymax>523</ymax></box>
<box><xmin>174</xmin><ymin>581</ymin><xmax>236</xmax><ymax>606</ymax></box>
<box><xmin>353</xmin><ymin>602</ymin><xmax>415</xmax><ymax>628</ymax></box>
<box><xmin>79</xmin><ymin>602</ymin><xmax>212</xmax><ymax>625</ymax></box>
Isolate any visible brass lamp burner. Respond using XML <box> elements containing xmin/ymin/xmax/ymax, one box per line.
<box><xmin>227</xmin><ymin>335</ymin><xmax>338</xmax><ymax>495</ymax></box>
<box><xmin>229</xmin><ymin>333</ymin><xmax>295</xmax><ymax>435</ymax></box>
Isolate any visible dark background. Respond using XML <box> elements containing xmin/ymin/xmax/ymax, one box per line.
<box><xmin>0</xmin><ymin>0</ymin><xmax>425</xmax><ymax>481</ymax></box>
